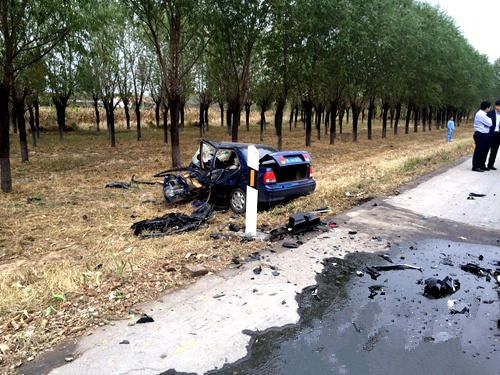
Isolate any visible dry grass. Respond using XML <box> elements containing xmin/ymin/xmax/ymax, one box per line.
<box><xmin>0</xmin><ymin>106</ymin><xmax>473</xmax><ymax>372</ymax></box>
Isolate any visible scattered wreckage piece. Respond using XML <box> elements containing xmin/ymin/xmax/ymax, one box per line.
<box><xmin>131</xmin><ymin>203</ymin><xmax>214</xmax><ymax>238</ymax></box>
<box><xmin>372</xmin><ymin>264</ymin><xmax>423</xmax><ymax>272</ymax></box>
<box><xmin>460</xmin><ymin>263</ymin><xmax>489</xmax><ymax>277</ymax></box>
<box><xmin>378</xmin><ymin>254</ymin><xmax>393</xmax><ymax>263</ymax></box>
<box><xmin>424</xmin><ymin>276</ymin><xmax>460</xmax><ymax>298</ymax></box>
<box><xmin>131</xmin><ymin>174</ymin><xmax>162</xmax><ymax>185</ymax></box>
<box><xmin>447</xmin><ymin>300</ymin><xmax>469</xmax><ymax>315</ymax></box>
<box><xmin>288</xmin><ymin>212</ymin><xmax>321</xmax><ymax>234</ymax></box>
<box><xmin>136</xmin><ymin>314</ymin><xmax>154</xmax><ymax>324</ymax></box>
<box><xmin>368</xmin><ymin>285</ymin><xmax>386</xmax><ymax>299</ymax></box>
<box><xmin>105</xmin><ymin>182</ymin><xmax>130</xmax><ymax>189</ymax></box>
<box><xmin>364</xmin><ymin>266</ymin><xmax>381</xmax><ymax>280</ymax></box>
<box><xmin>270</xmin><ymin>209</ymin><xmax>327</xmax><ymax>241</ymax></box>
<box><xmin>468</xmin><ymin>192</ymin><xmax>486</xmax><ymax>197</ymax></box>
<box><xmin>210</xmin><ymin>232</ymin><xmax>232</xmax><ymax>240</ymax></box>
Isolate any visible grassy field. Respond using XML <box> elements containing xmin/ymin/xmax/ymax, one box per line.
<box><xmin>0</xmin><ymin>106</ymin><xmax>473</xmax><ymax>372</ymax></box>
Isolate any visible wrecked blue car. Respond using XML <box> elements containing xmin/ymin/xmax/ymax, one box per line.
<box><xmin>155</xmin><ymin>140</ymin><xmax>316</xmax><ymax>213</ymax></box>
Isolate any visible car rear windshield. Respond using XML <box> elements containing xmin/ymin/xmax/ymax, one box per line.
<box><xmin>240</xmin><ymin>146</ymin><xmax>277</xmax><ymax>161</ymax></box>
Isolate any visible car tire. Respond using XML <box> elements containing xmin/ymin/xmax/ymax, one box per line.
<box><xmin>230</xmin><ymin>188</ymin><xmax>246</xmax><ymax>214</ymax></box>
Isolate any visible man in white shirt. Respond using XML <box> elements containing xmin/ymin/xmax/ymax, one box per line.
<box><xmin>472</xmin><ymin>101</ymin><xmax>492</xmax><ymax>172</ymax></box>
<box><xmin>486</xmin><ymin>99</ymin><xmax>500</xmax><ymax>170</ymax></box>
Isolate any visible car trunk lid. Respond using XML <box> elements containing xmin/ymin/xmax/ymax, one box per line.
<box><xmin>260</xmin><ymin>151</ymin><xmax>312</xmax><ymax>183</ymax></box>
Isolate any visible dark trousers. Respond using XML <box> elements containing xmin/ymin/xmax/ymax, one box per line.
<box><xmin>472</xmin><ymin>131</ymin><xmax>491</xmax><ymax>169</ymax></box>
<box><xmin>487</xmin><ymin>132</ymin><xmax>500</xmax><ymax>168</ymax></box>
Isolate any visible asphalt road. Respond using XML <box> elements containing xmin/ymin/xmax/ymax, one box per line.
<box><xmin>23</xmin><ymin>156</ymin><xmax>500</xmax><ymax>375</ymax></box>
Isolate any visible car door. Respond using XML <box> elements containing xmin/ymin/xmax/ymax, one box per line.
<box><xmin>211</xmin><ymin>148</ymin><xmax>242</xmax><ymax>194</ymax></box>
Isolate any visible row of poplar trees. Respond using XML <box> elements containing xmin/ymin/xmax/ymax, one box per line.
<box><xmin>1</xmin><ymin>0</ymin><xmax>499</xmax><ymax>192</ymax></box>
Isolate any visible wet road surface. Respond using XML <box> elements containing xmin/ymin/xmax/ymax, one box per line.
<box><xmin>209</xmin><ymin>239</ymin><xmax>500</xmax><ymax>375</ymax></box>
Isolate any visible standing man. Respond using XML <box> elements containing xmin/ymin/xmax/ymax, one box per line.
<box><xmin>486</xmin><ymin>99</ymin><xmax>500</xmax><ymax>170</ymax></box>
<box><xmin>446</xmin><ymin>115</ymin><xmax>455</xmax><ymax>142</ymax></box>
<box><xmin>472</xmin><ymin>101</ymin><xmax>492</xmax><ymax>172</ymax></box>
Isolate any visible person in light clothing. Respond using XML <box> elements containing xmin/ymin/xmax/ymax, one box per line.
<box><xmin>472</xmin><ymin>101</ymin><xmax>492</xmax><ymax>172</ymax></box>
<box><xmin>446</xmin><ymin>116</ymin><xmax>455</xmax><ymax>142</ymax></box>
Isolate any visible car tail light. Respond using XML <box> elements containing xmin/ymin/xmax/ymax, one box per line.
<box><xmin>263</xmin><ymin>169</ymin><xmax>277</xmax><ymax>184</ymax></box>
<box><xmin>309</xmin><ymin>166</ymin><xmax>313</xmax><ymax>178</ymax></box>
<box><xmin>278</xmin><ymin>155</ymin><xmax>286</xmax><ymax>164</ymax></box>
<box><xmin>303</xmin><ymin>153</ymin><xmax>310</xmax><ymax>162</ymax></box>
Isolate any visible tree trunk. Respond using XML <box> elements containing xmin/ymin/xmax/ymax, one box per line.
<box><xmin>315</xmin><ymin>107</ymin><xmax>321</xmax><ymax>140</ymax></box>
<box><xmin>304</xmin><ymin>100</ymin><xmax>313</xmax><ymax>147</ymax></box>
<box><xmin>382</xmin><ymin>101</ymin><xmax>389</xmax><ymax>138</ymax></box>
<box><xmin>338</xmin><ymin>107</ymin><xmax>344</xmax><ymax>135</ymax></box>
<box><xmin>0</xmin><ymin>83</ymin><xmax>11</xmax><ymax>192</ymax></box>
<box><xmin>28</xmin><ymin>106</ymin><xmax>36</xmax><ymax>147</ymax></box>
<box><xmin>169</xmin><ymin>97</ymin><xmax>181</xmax><ymax>167</ymax></box>
<box><xmin>123</xmin><ymin>98</ymin><xmax>131</xmax><ymax>130</ymax></box>
<box><xmin>163</xmin><ymin>103</ymin><xmax>168</xmax><ymax>143</ymax></box>
<box><xmin>367</xmin><ymin>97</ymin><xmax>375</xmax><ymax>140</ymax></box>
<box><xmin>259</xmin><ymin>105</ymin><xmax>265</xmax><ymax>142</ymax></box>
<box><xmin>260</xmin><ymin>105</ymin><xmax>267</xmax><ymax>141</ymax></box>
<box><xmin>219</xmin><ymin>102</ymin><xmax>224</xmax><ymax>127</ymax></box>
<box><xmin>428</xmin><ymin>106</ymin><xmax>433</xmax><ymax>131</ymax></box>
<box><xmin>11</xmin><ymin>104</ymin><xmax>17</xmax><ymax>134</ymax></box>
<box><xmin>135</xmin><ymin>103</ymin><xmax>141</xmax><ymax>141</ymax></box>
<box><xmin>226</xmin><ymin>108</ymin><xmax>232</xmax><ymax>135</ymax></box>
<box><xmin>405</xmin><ymin>104</ymin><xmax>412</xmax><ymax>134</ymax></box>
<box><xmin>329</xmin><ymin>101</ymin><xmax>338</xmax><ymax>145</ymax></box>
<box><xmin>104</xmin><ymin>101</ymin><xmax>116</xmax><ymax>147</ymax></box>
<box><xmin>180</xmin><ymin>103</ymin><xmax>185</xmax><ymax>130</ymax></box>
<box><xmin>422</xmin><ymin>107</ymin><xmax>427</xmax><ymax>132</ymax></box>
<box><xmin>390</xmin><ymin>108</ymin><xmax>394</xmax><ymax>128</ymax></box>
<box><xmin>289</xmin><ymin>106</ymin><xmax>293</xmax><ymax>131</ymax></box>
<box><xmin>204</xmin><ymin>106</ymin><xmax>209</xmax><ymax>131</ymax></box>
<box><xmin>34</xmin><ymin>99</ymin><xmax>40</xmax><ymax>138</ymax></box>
<box><xmin>413</xmin><ymin>106</ymin><xmax>419</xmax><ymax>132</ymax></box>
<box><xmin>325</xmin><ymin>110</ymin><xmax>330</xmax><ymax>135</ymax></box>
<box><xmin>245</xmin><ymin>102</ymin><xmax>251</xmax><ymax>131</ymax></box>
<box><xmin>275</xmin><ymin>100</ymin><xmax>285</xmax><ymax>151</ymax></box>
<box><xmin>53</xmin><ymin>95</ymin><xmax>69</xmax><ymax>141</ymax></box>
<box><xmin>14</xmin><ymin>93</ymin><xmax>28</xmax><ymax>161</ymax></box>
<box><xmin>155</xmin><ymin>100</ymin><xmax>161</xmax><ymax>128</ymax></box>
<box><xmin>346</xmin><ymin>107</ymin><xmax>350</xmax><ymax>124</ymax></box>
<box><xmin>199</xmin><ymin>103</ymin><xmax>204</xmax><ymax>137</ymax></box>
<box><xmin>231</xmin><ymin>105</ymin><xmax>241</xmax><ymax>143</ymax></box>
<box><xmin>294</xmin><ymin>105</ymin><xmax>298</xmax><ymax>128</ymax></box>
<box><xmin>93</xmin><ymin>96</ymin><xmax>100</xmax><ymax>132</ymax></box>
<box><xmin>394</xmin><ymin>103</ymin><xmax>401</xmax><ymax>135</ymax></box>
<box><xmin>351</xmin><ymin>103</ymin><xmax>360</xmax><ymax>142</ymax></box>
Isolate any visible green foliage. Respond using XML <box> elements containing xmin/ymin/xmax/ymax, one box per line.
<box><xmin>109</xmin><ymin>251</ymin><xmax>133</xmax><ymax>280</ymax></box>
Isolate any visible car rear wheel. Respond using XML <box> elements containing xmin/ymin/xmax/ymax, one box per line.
<box><xmin>230</xmin><ymin>188</ymin><xmax>246</xmax><ymax>214</ymax></box>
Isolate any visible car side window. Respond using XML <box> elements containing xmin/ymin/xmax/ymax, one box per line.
<box><xmin>214</xmin><ymin>149</ymin><xmax>240</xmax><ymax>170</ymax></box>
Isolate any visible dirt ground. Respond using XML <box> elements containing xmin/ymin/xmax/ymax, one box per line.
<box><xmin>0</xmin><ymin>106</ymin><xmax>473</xmax><ymax>373</ymax></box>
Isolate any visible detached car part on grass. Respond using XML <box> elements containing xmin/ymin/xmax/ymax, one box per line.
<box><xmin>156</xmin><ymin>140</ymin><xmax>316</xmax><ymax>213</ymax></box>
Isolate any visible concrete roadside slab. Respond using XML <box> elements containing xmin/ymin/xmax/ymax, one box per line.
<box><xmin>386</xmin><ymin>157</ymin><xmax>500</xmax><ymax>230</ymax></box>
<box><xmin>30</xmin><ymin>227</ymin><xmax>384</xmax><ymax>375</ymax></box>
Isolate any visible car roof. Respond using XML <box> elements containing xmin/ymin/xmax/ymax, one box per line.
<box><xmin>203</xmin><ymin>139</ymin><xmax>276</xmax><ymax>151</ymax></box>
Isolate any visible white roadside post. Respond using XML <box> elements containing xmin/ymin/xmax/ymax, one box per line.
<box><xmin>245</xmin><ymin>145</ymin><xmax>259</xmax><ymax>236</ymax></box>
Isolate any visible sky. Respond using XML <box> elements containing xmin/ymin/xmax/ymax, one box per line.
<box><xmin>423</xmin><ymin>0</ymin><xmax>499</xmax><ymax>63</ymax></box>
